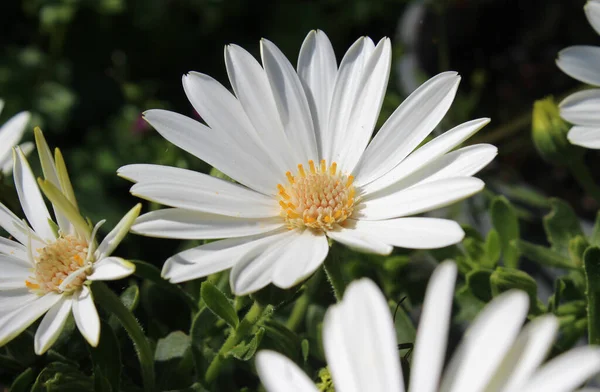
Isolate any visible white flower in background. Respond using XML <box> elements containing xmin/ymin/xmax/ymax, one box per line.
<box><xmin>0</xmin><ymin>129</ymin><xmax>140</xmax><ymax>354</ymax></box>
<box><xmin>556</xmin><ymin>1</ymin><xmax>600</xmax><ymax>149</ymax></box>
<box><xmin>256</xmin><ymin>261</ymin><xmax>600</xmax><ymax>392</ymax></box>
<box><xmin>120</xmin><ymin>30</ymin><xmax>497</xmax><ymax>295</ymax></box>
<box><xmin>0</xmin><ymin>100</ymin><xmax>33</xmax><ymax>175</ymax></box>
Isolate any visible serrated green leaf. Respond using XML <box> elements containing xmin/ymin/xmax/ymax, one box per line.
<box><xmin>517</xmin><ymin>240</ymin><xmax>576</xmax><ymax>269</ymax></box>
<box><xmin>226</xmin><ymin>327</ymin><xmax>265</xmax><ymax>361</ymax></box>
<box><xmin>90</xmin><ymin>321</ymin><xmax>121</xmax><ymax>392</ymax></box>
<box><xmin>466</xmin><ymin>268</ymin><xmax>493</xmax><ymax>302</ymax></box>
<box><xmin>491</xmin><ymin>196</ymin><xmax>520</xmax><ymax>268</ymax></box>
<box><xmin>10</xmin><ymin>367</ymin><xmax>35</xmax><ymax>392</ymax></box>
<box><xmin>584</xmin><ymin>246</ymin><xmax>600</xmax><ymax>345</ymax></box>
<box><xmin>544</xmin><ymin>198</ymin><xmax>584</xmax><ymax>256</ymax></box>
<box><xmin>201</xmin><ymin>281</ymin><xmax>239</xmax><ymax>328</ymax></box>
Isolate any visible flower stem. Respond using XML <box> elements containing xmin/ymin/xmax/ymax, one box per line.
<box><xmin>323</xmin><ymin>246</ymin><xmax>347</xmax><ymax>302</ymax></box>
<box><xmin>567</xmin><ymin>158</ymin><xmax>600</xmax><ymax>205</ymax></box>
<box><xmin>91</xmin><ymin>282</ymin><xmax>155</xmax><ymax>392</ymax></box>
<box><xmin>204</xmin><ymin>301</ymin><xmax>263</xmax><ymax>384</ymax></box>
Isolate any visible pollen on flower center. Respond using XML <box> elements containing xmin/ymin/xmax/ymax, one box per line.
<box><xmin>277</xmin><ymin>159</ymin><xmax>356</xmax><ymax>231</ymax></box>
<box><xmin>25</xmin><ymin>235</ymin><xmax>92</xmax><ymax>294</ymax></box>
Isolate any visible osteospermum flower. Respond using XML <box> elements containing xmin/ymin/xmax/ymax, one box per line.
<box><xmin>119</xmin><ymin>30</ymin><xmax>497</xmax><ymax>295</ymax></box>
<box><xmin>556</xmin><ymin>0</ymin><xmax>600</xmax><ymax>148</ymax></box>
<box><xmin>256</xmin><ymin>262</ymin><xmax>600</xmax><ymax>392</ymax></box>
<box><xmin>0</xmin><ymin>130</ymin><xmax>140</xmax><ymax>354</ymax></box>
<box><xmin>0</xmin><ymin>100</ymin><xmax>33</xmax><ymax>175</ymax></box>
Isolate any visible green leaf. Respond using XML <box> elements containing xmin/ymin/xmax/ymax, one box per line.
<box><xmin>301</xmin><ymin>339</ymin><xmax>309</xmax><ymax>363</ymax></box>
<box><xmin>261</xmin><ymin>320</ymin><xmax>302</xmax><ymax>363</ymax></box>
<box><xmin>490</xmin><ymin>196</ymin><xmax>520</xmax><ymax>267</ymax></box>
<box><xmin>484</xmin><ymin>229</ymin><xmax>501</xmax><ymax>267</ymax></box>
<box><xmin>90</xmin><ymin>321</ymin><xmax>121</xmax><ymax>392</ymax></box>
<box><xmin>591</xmin><ymin>211</ymin><xmax>600</xmax><ymax>247</ymax></box>
<box><xmin>108</xmin><ymin>282</ymin><xmax>139</xmax><ymax>331</ymax></box>
<box><xmin>517</xmin><ymin>240</ymin><xmax>576</xmax><ymax>269</ymax></box>
<box><xmin>189</xmin><ymin>307</ymin><xmax>218</xmax><ymax>377</ymax></box>
<box><xmin>569</xmin><ymin>235</ymin><xmax>589</xmax><ymax>267</ymax></box>
<box><xmin>549</xmin><ymin>279</ymin><xmax>567</xmax><ymax>313</ymax></box>
<box><xmin>490</xmin><ymin>267</ymin><xmax>539</xmax><ymax>313</ymax></box>
<box><xmin>543</xmin><ymin>198</ymin><xmax>584</xmax><ymax>256</ymax></box>
<box><xmin>155</xmin><ymin>331</ymin><xmax>191</xmax><ymax>362</ymax></box>
<box><xmin>466</xmin><ymin>268</ymin><xmax>493</xmax><ymax>302</ymax></box>
<box><xmin>391</xmin><ymin>298</ymin><xmax>416</xmax><ymax>351</ymax></box>
<box><xmin>201</xmin><ymin>281</ymin><xmax>239</xmax><ymax>328</ymax></box>
<box><xmin>10</xmin><ymin>368</ymin><xmax>35</xmax><ymax>392</ymax></box>
<box><xmin>584</xmin><ymin>246</ymin><xmax>600</xmax><ymax>345</ymax></box>
<box><xmin>31</xmin><ymin>362</ymin><xmax>93</xmax><ymax>392</ymax></box>
<box><xmin>226</xmin><ymin>327</ymin><xmax>265</xmax><ymax>361</ymax></box>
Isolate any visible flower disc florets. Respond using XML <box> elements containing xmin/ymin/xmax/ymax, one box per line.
<box><xmin>277</xmin><ymin>159</ymin><xmax>356</xmax><ymax>231</ymax></box>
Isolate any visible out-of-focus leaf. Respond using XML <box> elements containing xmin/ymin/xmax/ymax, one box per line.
<box><xmin>591</xmin><ymin>211</ymin><xmax>600</xmax><ymax>247</ymax></box>
<box><xmin>155</xmin><ymin>331</ymin><xmax>191</xmax><ymax>362</ymax></box>
<box><xmin>517</xmin><ymin>240</ymin><xmax>576</xmax><ymax>269</ymax></box>
<box><xmin>491</xmin><ymin>196</ymin><xmax>520</xmax><ymax>268</ymax></box>
<box><xmin>569</xmin><ymin>235</ymin><xmax>589</xmax><ymax>267</ymax></box>
<box><xmin>10</xmin><ymin>367</ymin><xmax>35</xmax><ymax>392</ymax></box>
<box><xmin>484</xmin><ymin>229</ymin><xmax>501</xmax><ymax>267</ymax></box>
<box><xmin>30</xmin><ymin>362</ymin><xmax>93</xmax><ymax>392</ymax></box>
<box><xmin>466</xmin><ymin>268</ymin><xmax>493</xmax><ymax>302</ymax></box>
<box><xmin>109</xmin><ymin>282</ymin><xmax>139</xmax><ymax>331</ymax></box>
<box><xmin>584</xmin><ymin>247</ymin><xmax>600</xmax><ymax>345</ymax></box>
<box><xmin>90</xmin><ymin>321</ymin><xmax>121</xmax><ymax>392</ymax></box>
<box><xmin>201</xmin><ymin>281</ymin><xmax>239</xmax><ymax>329</ymax></box>
<box><xmin>544</xmin><ymin>198</ymin><xmax>585</xmax><ymax>256</ymax></box>
<box><xmin>490</xmin><ymin>267</ymin><xmax>539</xmax><ymax>313</ymax></box>
<box><xmin>226</xmin><ymin>327</ymin><xmax>265</xmax><ymax>361</ymax></box>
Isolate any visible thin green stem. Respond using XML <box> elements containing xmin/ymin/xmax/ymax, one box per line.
<box><xmin>323</xmin><ymin>247</ymin><xmax>347</xmax><ymax>302</ymax></box>
<box><xmin>91</xmin><ymin>282</ymin><xmax>155</xmax><ymax>392</ymax></box>
<box><xmin>568</xmin><ymin>158</ymin><xmax>600</xmax><ymax>205</ymax></box>
<box><xmin>286</xmin><ymin>293</ymin><xmax>309</xmax><ymax>332</ymax></box>
<box><xmin>204</xmin><ymin>301</ymin><xmax>263</xmax><ymax>384</ymax></box>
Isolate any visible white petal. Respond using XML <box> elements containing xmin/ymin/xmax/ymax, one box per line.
<box><xmin>358</xmin><ymin>177</ymin><xmax>485</xmax><ymax>220</ymax></box>
<box><xmin>439</xmin><ymin>291</ymin><xmax>529</xmax><ymax>392</ymax></box>
<box><xmin>0</xmin><ymin>112</ymin><xmax>30</xmax><ymax>164</ymax></box>
<box><xmin>87</xmin><ymin>257</ymin><xmax>135</xmax><ymax>281</ymax></box>
<box><xmin>323</xmin><ymin>279</ymin><xmax>404</xmax><ymax>392</ymax></box>
<box><xmin>0</xmin><ymin>254</ymin><xmax>32</xmax><ymax>280</ymax></box>
<box><xmin>362</xmin><ymin>118</ymin><xmax>490</xmax><ymax>195</ymax></box>
<box><xmin>0</xmin><ymin>289</ymin><xmax>39</xmax><ymax>312</ymax></box>
<box><xmin>95</xmin><ymin>204</ymin><xmax>140</xmax><ymax>259</ymax></box>
<box><xmin>587</xmin><ymin>0</ymin><xmax>600</xmax><ymax>35</ymax></box>
<box><xmin>519</xmin><ymin>347</ymin><xmax>600</xmax><ymax>392</ymax></box>
<box><xmin>162</xmin><ymin>229</ymin><xmax>288</xmax><ymax>284</ymax></box>
<box><xmin>143</xmin><ymin>109</ymin><xmax>277</xmax><ymax>194</ymax></box>
<box><xmin>261</xmin><ymin>39</ymin><xmax>318</xmax><ymax>163</ymax></box>
<box><xmin>354</xmin><ymin>72</ymin><xmax>460</xmax><ymax>187</ymax></box>
<box><xmin>0</xmin><ymin>236</ymin><xmax>27</xmax><ymax>260</ymax></box>
<box><xmin>121</xmin><ymin>164</ymin><xmax>278</xmax><ymax>217</ymax></box>
<box><xmin>1</xmin><ymin>141</ymin><xmax>34</xmax><ymax>175</ymax></box>
<box><xmin>34</xmin><ymin>296</ymin><xmax>73</xmax><ymax>354</ymax></box>
<box><xmin>0</xmin><ymin>292</ymin><xmax>61</xmax><ymax>346</ymax></box>
<box><xmin>327</xmin><ymin>227</ymin><xmax>393</xmax><ymax>255</ymax></box>
<box><xmin>568</xmin><ymin>125</ymin><xmax>600</xmax><ymax>148</ymax></box>
<box><xmin>557</xmin><ymin>46</ymin><xmax>600</xmax><ymax>86</ymax></box>
<box><xmin>256</xmin><ymin>350</ymin><xmax>318</xmax><ymax>392</ymax></box>
<box><xmin>13</xmin><ymin>148</ymin><xmax>55</xmax><ymax>241</ymax></box>
<box><xmin>132</xmin><ymin>208</ymin><xmax>283</xmax><ymax>240</ymax></box>
<box><xmin>0</xmin><ymin>201</ymin><xmax>31</xmax><ymax>245</ymax></box>
<box><xmin>72</xmin><ymin>286</ymin><xmax>100</xmax><ymax>347</ymax></box>
<box><xmin>297</xmin><ymin>30</ymin><xmax>337</xmax><ymax>157</ymax></box>
<box><xmin>324</xmin><ymin>36</ymin><xmax>375</xmax><ymax>165</ymax></box>
<box><xmin>560</xmin><ymin>89</ymin><xmax>600</xmax><ymax>126</ymax></box>
<box><xmin>271</xmin><ymin>229</ymin><xmax>329</xmax><ymax>288</ymax></box>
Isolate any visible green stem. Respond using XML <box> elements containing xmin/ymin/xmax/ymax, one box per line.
<box><xmin>91</xmin><ymin>282</ymin><xmax>155</xmax><ymax>392</ymax></box>
<box><xmin>323</xmin><ymin>247</ymin><xmax>347</xmax><ymax>302</ymax></box>
<box><xmin>204</xmin><ymin>301</ymin><xmax>263</xmax><ymax>383</ymax></box>
<box><xmin>567</xmin><ymin>158</ymin><xmax>600</xmax><ymax>205</ymax></box>
<box><xmin>286</xmin><ymin>293</ymin><xmax>309</xmax><ymax>332</ymax></box>
<box><xmin>584</xmin><ymin>247</ymin><xmax>600</xmax><ymax>345</ymax></box>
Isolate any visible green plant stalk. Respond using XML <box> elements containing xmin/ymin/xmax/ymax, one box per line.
<box><xmin>286</xmin><ymin>293</ymin><xmax>309</xmax><ymax>332</ymax></box>
<box><xmin>204</xmin><ymin>301</ymin><xmax>264</xmax><ymax>383</ymax></box>
<box><xmin>91</xmin><ymin>282</ymin><xmax>155</xmax><ymax>392</ymax></box>
<box><xmin>323</xmin><ymin>247</ymin><xmax>347</xmax><ymax>302</ymax></box>
<box><xmin>584</xmin><ymin>247</ymin><xmax>600</xmax><ymax>345</ymax></box>
<box><xmin>567</xmin><ymin>159</ymin><xmax>600</xmax><ymax>206</ymax></box>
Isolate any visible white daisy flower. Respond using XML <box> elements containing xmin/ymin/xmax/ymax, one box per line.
<box><xmin>119</xmin><ymin>30</ymin><xmax>497</xmax><ymax>295</ymax></box>
<box><xmin>556</xmin><ymin>0</ymin><xmax>600</xmax><ymax>149</ymax></box>
<box><xmin>0</xmin><ymin>100</ymin><xmax>33</xmax><ymax>175</ymax></box>
<box><xmin>0</xmin><ymin>130</ymin><xmax>140</xmax><ymax>354</ymax></box>
<box><xmin>256</xmin><ymin>261</ymin><xmax>600</xmax><ymax>392</ymax></box>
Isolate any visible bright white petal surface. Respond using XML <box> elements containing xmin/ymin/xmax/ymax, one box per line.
<box><xmin>13</xmin><ymin>148</ymin><xmax>55</xmax><ymax>241</ymax></box>
<box><xmin>326</xmin><ymin>227</ymin><xmax>393</xmax><ymax>255</ymax></box>
<box><xmin>256</xmin><ymin>350</ymin><xmax>318</xmax><ymax>392</ymax></box>
<box><xmin>0</xmin><ymin>289</ymin><xmax>39</xmax><ymax>312</ymax></box>
<box><xmin>568</xmin><ymin>126</ymin><xmax>600</xmax><ymax>149</ymax></box>
<box><xmin>439</xmin><ymin>291</ymin><xmax>529</xmax><ymax>392</ymax></box>
<box><xmin>0</xmin><ymin>111</ymin><xmax>30</xmax><ymax>163</ymax></box>
<box><xmin>560</xmin><ymin>89</ymin><xmax>600</xmax><ymax>126</ymax></box>
<box><xmin>0</xmin><ymin>255</ymin><xmax>32</xmax><ymax>289</ymax></box>
<box><xmin>0</xmin><ymin>201</ymin><xmax>32</xmax><ymax>245</ymax></box>
<box><xmin>142</xmin><ymin>110</ymin><xmax>277</xmax><ymax>194</ymax></box>
<box><xmin>0</xmin><ymin>236</ymin><xmax>27</xmax><ymax>260</ymax></box>
<box><xmin>87</xmin><ymin>257</ymin><xmax>135</xmax><ymax>281</ymax></box>
<box><xmin>0</xmin><ymin>292</ymin><xmax>61</xmax><ymax>346</ymax></box>
<box><xmin>297</xmin><ymin>30</ymin><xmax>337</xmax><ymax>157</ymax></box>
<box><xmin>261</xmin><ymin>38</ymin><xmax>318</xmax><ymax>163</ymax></box>
<box><xmin>120</xmin><ymin>164</ymin><xmax>278</xmax><ymax>217</ymax></box>
<box><xmin>34</xmin><ymin>296</ymin><xmax>73</xmax><ymax>354</ymax></box>
<box><xmin>519</xmin><ymin>346</ymin><xmax>600</xmax><ymax>392</ymax></box>
<box><xmin>1</xmin><ymin>141</ymin><xmax>34</xmax><ymax>175</ymax></box>
<box><xmin>587</xmin><ymin>0</ymin><xmax>600</xmax><ymax>36</ymax></box>
<box><xmin>323</xmin><ymin>279</ymin><xmax>403</xmax><ymax>392</ymax></box>
<box><xmin>358</xmin><ymin>177</ymin><xmax>485</xmax><ymax>220</ymax></box>
<box><xmin>409</xmin><ymin>262</ymin><xmax>457</xmax><ymax>392</ymax></box>
<box><xmin>354</xmin><ymin>72</ymin><xmax>460</xmax><ymax>187</ymax></box>
<box><xmin>132</xmin><ymin>208</ymin><xmax>283</xmax><ymax>240</ymax></box>
<box><xmin>95</xmin><ymin>204</ymin><xmax>141</xmax><ymax>259</ymax></box>
<box><xmin>557</xmin><ymin>46</ymin><xmax>600</xmax><ymax>86</ymax></box>
<box><xmin>72</xmin><ymin>286</ymin><xmax>100</xmax><ymax>347</ymax></box>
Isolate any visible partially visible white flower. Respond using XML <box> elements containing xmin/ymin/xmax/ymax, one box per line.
<box><xmin>0</xmin><ymin>100</ymin><xmax>33</xmax><ymax>175</ymax></box>
<box><xmin>557</xmin><ymin>0</ymin><xmax>600</xmax><ymax>149</ymax></box>
<box><xmin>0</xmin><ymin>129</ymin><xmax>140</xmax><ymax>354</ymax></box>
<box><xmin>256</xmin><ymin>261</ymin><xmax>600</xmax><ymax>392</ymax></box>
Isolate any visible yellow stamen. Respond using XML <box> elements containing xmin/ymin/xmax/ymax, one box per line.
<box><xmin>320</xmin><ymin>159</ymin><xmax>327</xmax><ymax>173</ymax></box>
<box><xmin>309</xmin><ymin>160</ymin><xmax>316</xmax><ymax>174</ymax></box>
<box><xmin>286</xmin><ymin>171</ymin><xmax>295</xmax><ymax>184</ymax></box>
<box><xmin>25</xmin><ymin>281</ymin><xmax>39</xmax><ymax>290</ymax></box>
<box><xmin>346</xmin><ymin>175</ymin><xmax>354</xmax><ymax>188</ymax></box>
<box><xmin>329</xmin><ymin>162</ymin><xmax>337</xmax><ymax>175</ymax></box>
<box><xmin>298</xmin><ymin>164</ymin><xmax>306</xmax><ymax>177</ymax></box>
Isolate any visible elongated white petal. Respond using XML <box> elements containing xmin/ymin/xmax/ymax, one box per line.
<box><xmin>256</xmin><ymin>350</ymin><xmax>318</xmax><ymax>392</ymax></box>
<box><xmin>354</xmin><ymin>72</ymin><xmax>460</xmax><ymax>186</ymax></box>
<box><xmin>0</xmin><ymin>111</ymin><xmax>30</xmax><ymax>164</ymax></box>
<box><xmin>359</xmin><ymin>177</ymin><xmax>485</xmax><ymax>220</ymax></box>
<box><xmin>0</xmin><ymin>237</ymin><xmax>27</xmax><ymax>260</ymax></box>
<box><xmin>557</xmin><ymin>46</ymin><xmax>600</xmax><ymax>86</ymax></box>
<box><xmin>409</xmin><ymin>262</ymin><xmax>457</xmax><ymax>392</ymax></box>
<box><xmin>143</xmin><ymin>109</ymin><xmax>277</xmax><ymax>194</ymax></box>
<box><xmin>271</xmin><ymin>229</ymin><xmax>329</xmax><ymax>288</ymax></box>
<box><xmin>0</xmin><ymin>254</ymin><xmax>31</xmax><ymax>275</ymax></box>
<box><xmin>87</xmin><ymin>257</ymin><xmax>135</xmax><ymax>281</ymax></box>
<box><xmin>568</xmin><ymin>125</ymin><xmax>600</xmax><ymax>148</ymax></box>
<box><xmin>363</xmin><ymin>118</ymin><xmax>490</xmax><ymax>194</ymax></box>
<box><xmin>0</xmin><ymin>289</ymin><xmax>39</xmax><ymax>312</ymax></box>
<box><xmin>324</xmin><ymin>279</ymin><xmax>404</xmax><ymax>392</ymax></box>
<box><xmin>560</xmin><ymin>89</ymin><xmax>600</xmax><ymax>126</ymax></box>
<box><xmin>72</xmin><ymin>286</ymin><xmax>100</xmax><ymax>347</ymax></box>
<box><xmin>0</xmin><ymin>292</ymin><xmax>61</xmax><ymax>346</ymax></box>
<box><xmin>297</xmin><ymin>30</ymin><xmax>337</xmax><ymax>157</ymax></box>
<box><xmin>439</xmin><ymin>291</ymin><xmax>529</xmax><ymax>392</ymax></box>
<box><xmin>519</xmin><ymin>347</ymin><xmax>600</xmax><ymax>392</ymax></box>
<box><xmin>587</xmin><ymin>0</ymin><xmax>600</xmax><ymax>35</ymax></box>
<box><xmin>34</xmin><ymin>296</ymin><xmax>73</xmax><ymax>354</ymax></box>
<box><xmin>0</xmin><ymin>202</ymin><xmax>31</xmax><ymax>246</ymax></box>
<box><xmin>95</xmin><ymin>204</ymin><xmax>140</xmax><ymax>259</ymax></box>
<box><xmin>261</xmin><ymin>39</ymin><xmax>318</xmax><ymax>163</ymax></box>
<box><xmin>162</xmin><ymin>229</ymin><xmax>288</xmax><ymax>284</ymax></box>
<box><xmin>326</xmin><ymin>227</ymin><xmax>393</xmax><ymax>255</ymax></box>
<box><xmin>132</xmin><ymin>208</ymin><xmax>283</xmax><ymax>239</ymax></box>
<box><xmin>13</xmin><ymin>148</ymin><xmax>55</xmax><ymax>241</ymax></box>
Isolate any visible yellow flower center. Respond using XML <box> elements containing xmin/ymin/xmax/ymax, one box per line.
<box><xmin>277</xmin><ymin>159</ymin><xmax>356</xmax><ymax>231</ymax></box>
<box><xmin>25</xmin><ymin>235</ymin><xmax>92</xmax><ymax>294</ymax></box>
